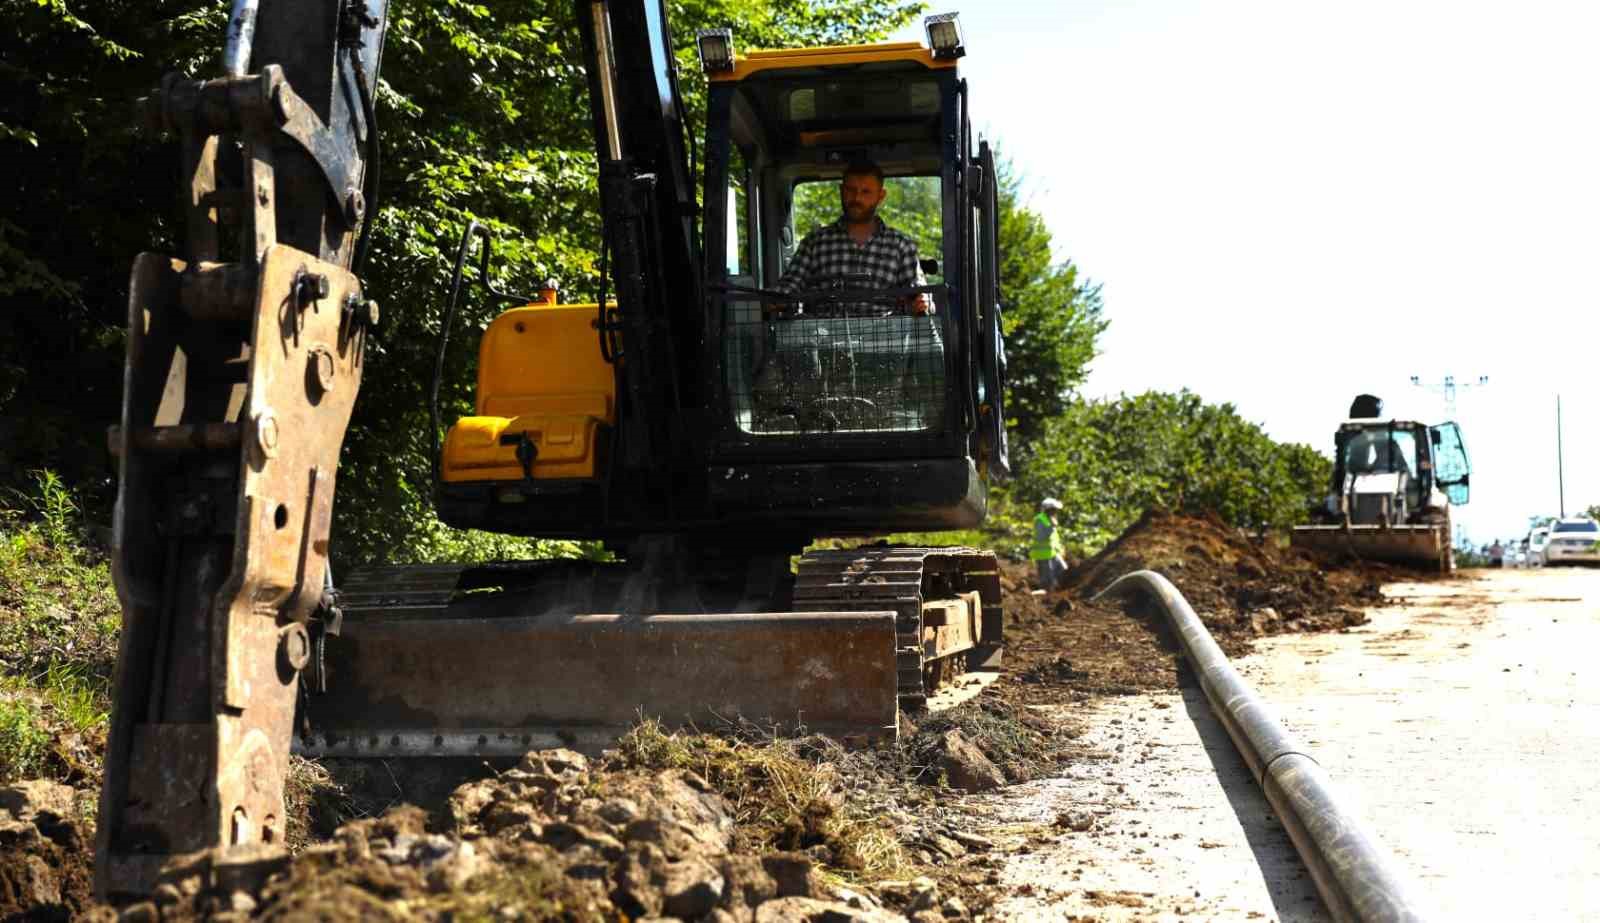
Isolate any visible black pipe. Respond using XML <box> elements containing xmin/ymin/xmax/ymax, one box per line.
<box><xmin>1097</xmin><ymin>570</ymin><xmax>1430</xmax><ymax>923</ymax></box>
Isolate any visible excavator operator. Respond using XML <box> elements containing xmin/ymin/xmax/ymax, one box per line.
<box><xmin>772</xmin><ymin>159</ymin><xmax>931</xmax><ymax>317</ymax></box>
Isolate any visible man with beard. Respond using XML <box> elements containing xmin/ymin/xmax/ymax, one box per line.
<box><xmin>753</xmin><ymin>159</ymin><xmax>935</xmax><ymax>431</ymax></box>
<box><xmin>773</xmin><ymin>159</ymin><xmax>931</xmax><ymax>316</ymax></box>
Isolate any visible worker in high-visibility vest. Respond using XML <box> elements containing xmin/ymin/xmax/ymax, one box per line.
<box><xmin>1030</xmin><ymin>498</ymin><xmax>1068</xmax><ymax>591</ymax></box>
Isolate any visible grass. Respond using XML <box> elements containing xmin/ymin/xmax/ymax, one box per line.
<box><xmin>608</xmin><ymin>718</ymin><xmax>909</xmax><ymax>881</ymax></box>
<box><xmin>0</xmin><ymin>689</ymin><xmax>51</xmax><ymax>779</ymax></box>
<box><xmin>0</xmin><ymin>470</ymin><xmax>119</xmax><ymax>785</ymax></box>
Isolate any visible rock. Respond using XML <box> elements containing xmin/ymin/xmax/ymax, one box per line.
<box><xmin>0</xmin><ymin>779</ymin><xmax>76</xmax><ymax>824</ymax></box>
<box><xmin>12</xmin><ymin>854</ymin><xmax>60</xmax><ymax>907</ymax></box>
<box><xmin>718</xmin><ymin>854</ymin><xmax>778</xmax><ymax>912</ymax></box>
<box><xmin>754</xmin><ymin>896</ymin><xmax>903</xmax><ymax>923</ymax></box>
<box><xmin>613</xmin><ymin>844</ymin><xmax>667</xmax><ymax>918</ymax></box>
<box><xmin>118</xmin><ymin>902</ymin><xmax>160</xmax><ymax>923</ymax></box>
<box><xmin>598</xmin><ymin>797</ymin><xmax>642</xmax><ymax>826</ymax></box>
<box><xmin>483</xmin><ymin>799</ymin><xmax>544</xmax><ymax>836</ymax></box>
<box><xmin>518</xmin><ymin>748</ymin><xmax>589</xmax><ymax>778</ymax></box>
<box><xmin>228</xmin><ymin>889</ymin><xmax>258</xmax><ymax>913</ymax></box>
<box><xmin>1054</xmin><ymin>809</ymin><xmax>1095</xmax><ymax>832</ymax></box>
<box><xmin>541</xmin><ymin>821</ymin><xmax>624</xmax><ymax>859</ymax></box>
<box><xmin>448</xmin><ymin>780</ymin><xmax>499</xmax><ymax>834</ymax></box>
<box><xmin>926</xmin><ymin>833</ymin><xmax>966</xmax><ymax>859</ymax></box>
<box><xmin>763</xmin><ymin>852</ymin><xmax>821</xmax><ymax>899</ymax></box>
<box><xmin>0</xmin><ymin>816</ymin><xmax>41</xmax><ymax>848</ymax></box>
<box><xmin>948</xmin><ymin>831</ymin><xmax>993</xmax><ymax>851</ymax></box>
<box><xmin>152</xmin><ymin>883</ymin><xmax>183</xmax><ymax>907</ymax></box>
<box><xmin>830</xmin><ymin>884</ymin><xmax>884</xmax><ymax>912</ymax></box>
<box><xmin>607</xmin><ymin>771</ymin><xmax>734</xmax><ymax>850</ymax></box>
<box><xmin>940</xmin><ymin>895</ymin><xmax>969</xmax><ymax>918</ymax></box>
<box><xmin>424</xmin><ymin>841</ymin><xmax>484</xmax><ymax>893</ymax></box>
<box><xmin>660</xmin><ymin>857</ymin><xmax>726</xmax><ymax>918</ymax></box>
<box><xmin>935</xmin><ymin>730</ymin><xmax>1005</xmax><ymax>792</ymax></box>
<box><xmin>907</xmin><ymin>876</ymin><xmax>939</xmax><ymax>913</ymax></box>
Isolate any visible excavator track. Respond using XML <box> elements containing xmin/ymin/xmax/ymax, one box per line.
<box><xmin>792</xmin><ymin>547</ymin><xmax>1003</xmax><ymax>710</ymax></box>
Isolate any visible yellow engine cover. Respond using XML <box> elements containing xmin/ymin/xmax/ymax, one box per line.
<box><xmin>441</xmin><ymin>302</ymin><xmax>614</xmax><ymax>483</ymax></box>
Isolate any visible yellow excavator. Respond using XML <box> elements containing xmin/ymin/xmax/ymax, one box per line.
<box><xmin>97</xmin><ymin>0</ymin><xmax>1008</xmax><ymax>897</ymax></box>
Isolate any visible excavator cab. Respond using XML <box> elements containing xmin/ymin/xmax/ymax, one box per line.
<box><xmin>436</xmin><ymin>18</ymin><xmax>1007</xmax><ymax>540</ymax></box>
<box><xmin>701</xmin><ymin>32</ymin><xmax>1009</xmax><ymax>534</ymax></box>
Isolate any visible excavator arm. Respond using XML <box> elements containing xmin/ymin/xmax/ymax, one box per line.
<box><xmin>96</xmin><ymin>0</ymin><xmax>388</xmax><ymax>897</ymax></box>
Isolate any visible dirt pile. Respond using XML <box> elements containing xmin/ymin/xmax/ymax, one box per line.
<box><xmin>109</xmin><ymin>746</ymin><xmax>996</xmax><ymax>923</ymax></box>
<box><xmin>0</xmin><ymin>780</ymin><xmax>100</xmax><ymax>922</ymax></box>
<box><xmin>999</xmin><ymin>510</ymin><xmax>1400</xmax><ymax>699</ymax></box>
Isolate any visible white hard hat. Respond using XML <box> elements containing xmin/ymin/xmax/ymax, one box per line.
<box><xmin>1041</xmin><ymin>498</ymin><xmax>1063</xmax><ymax>511</ymax></box>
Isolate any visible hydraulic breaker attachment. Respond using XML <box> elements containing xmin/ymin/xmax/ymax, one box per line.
<box><xmin>98</xmin><ymin>246</ymin><xmax>368</xmax><ymax>897</ymax></box>
<box><xmin>96</xmin><ymin>0</ymin><xmax>387</xmax><ymax>896</ymax></box>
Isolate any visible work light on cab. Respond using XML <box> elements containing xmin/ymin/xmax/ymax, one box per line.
<box><xmin>696</xmin><ymin>27</ymin><xmax>734</xmax><ymax>72</ymax></box>
<box><xmin>924</xmin><ymin>12</ymin><xmax>966</xmax><ymax>59</ymax></box>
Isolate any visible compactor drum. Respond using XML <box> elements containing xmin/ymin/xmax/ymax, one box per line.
<box><xmin>1291</xmin><ymin>394</ymin><xmax>1472</xmax><ymax>572</ymax></box>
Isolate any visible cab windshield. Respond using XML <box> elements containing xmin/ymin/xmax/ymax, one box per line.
<box><xmin>1344</xmin><ymin>428</ymin><xmax>1418</xmax><ymax>476</ymax></box>
<box><xmin>709</xmin><ymin>67</ymin><xmax>956</xmax><ymax>438</ymax></box>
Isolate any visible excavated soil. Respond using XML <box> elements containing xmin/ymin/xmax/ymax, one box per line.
<box><xmin>997</xmin><ymin>509</ymin><xmax>1407</xmax><ymax>702</ymax></box>
<box><xmin>1</xmin><ymin>509</ymin><xmax>1414</xmax><ymax>922</ymax></box>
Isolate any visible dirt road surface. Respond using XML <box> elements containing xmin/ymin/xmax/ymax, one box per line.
<box><xmin>990</xmin><ymin>567</ymin><xmax>1600</xmax><ymax>921</ymax></box>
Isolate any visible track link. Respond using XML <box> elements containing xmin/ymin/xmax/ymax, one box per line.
<box><xmin>791</xmin><ymin>547</ymin><xmax>1003</xmax><ymax>711</ymax></box>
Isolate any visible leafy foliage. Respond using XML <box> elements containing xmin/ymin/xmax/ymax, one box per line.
<box><xmin>0</xmin><ymin>471</ymin><xmax>118</xmax><ymax>784</ymax></box>
<box><xmin>994</xmin><ymin>159</ymin><xmax>1106</xmax><ymax>444</ymax></box>
<box><xmin>0</xmin><ymin>0</ymin><xmax>922</xmax><ymax>566</ymax></box>
<box><xmin>1012</xmin><ymin>391</ymin><xmax>1332</xmax><ymax>557</ymax></box>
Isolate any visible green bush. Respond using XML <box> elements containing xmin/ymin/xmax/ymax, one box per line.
<box><xmin>1012</xmin><ymin>390</ymin><xmax>1331</xmax><ymax>557</ymax></box>
<box><xmin>0</xmin><ymin>692</ymin><xmax>50</xmax><ymax>782</ymax></box>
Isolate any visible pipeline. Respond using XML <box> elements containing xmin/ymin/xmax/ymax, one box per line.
<box><xmin>1097</xmin><ymin>570</ymin><xmax>1430</xmax><ymax>923</ymax></box>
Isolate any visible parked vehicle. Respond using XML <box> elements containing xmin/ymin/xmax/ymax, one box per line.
<box><xmin>1527</xmin><ymin>526</ymin><xmax>1551</xmax><ymax>567</ymax></box>
<box><xmin>1542</xmin><ymin>518</ymin><xmax>1600</xmax><ymax>566</ymax></box>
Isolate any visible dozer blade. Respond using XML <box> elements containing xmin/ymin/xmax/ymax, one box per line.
<box><xmin>1291</xmin><ymin>524</ymin><xmax>1448</xmax><ymax>570</ymax></box>
<box><xmin>298</xmin><ymin>606</ymin><xmax>902</xmax><ymax>755</ymax></box>
<box><xmin>297</xmin><ymin>547</ymin><xmax>1003</xmax><ymax>757</ymax></box>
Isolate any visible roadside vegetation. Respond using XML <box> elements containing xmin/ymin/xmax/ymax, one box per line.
<box><xmin>0</xmin><ymin>471</ymin><xmax>118</xmax><ymax>785</ymax></box>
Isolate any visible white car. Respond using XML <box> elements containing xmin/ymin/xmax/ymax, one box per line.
<box><xmin>1542</xmin><ymin>518</ymin><xmax>1600</xmax><ymax>566</ymax></box>
<box><xmin>1527</xmin><ymin>526</ymin><xmax>1551</xmax><ymax>567</ymax></box>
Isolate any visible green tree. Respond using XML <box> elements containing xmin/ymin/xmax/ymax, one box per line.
<box><xmin>1012</xmin><ymin>390</ymin><xmax>1331</xmax><ymax>555</ymax></box>
<box><xmin>0</xmin><ymin>0</ymin><xmax>923</xmax><ymax>565</ymax></box>
<box><xmin>993</xmin><ymin>160</ymin><xmax>1105</xmax><ymax>443</ymax></box>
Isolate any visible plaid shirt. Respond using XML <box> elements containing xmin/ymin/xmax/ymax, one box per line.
<box><xmin>774</xmin><ymin>217</ymin><xmax>927</xmax><ymax>316</ymax></box>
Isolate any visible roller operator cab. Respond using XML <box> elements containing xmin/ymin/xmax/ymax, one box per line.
<box><xmin>438</xmin><ymin>18</ymin><xmax>1008</xmax><ymax>545</ymax></box>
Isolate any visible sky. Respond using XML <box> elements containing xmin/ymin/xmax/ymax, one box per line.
<box><xmin>892</xmin><ymin>1</ymin><xmax>1599</xmax><ymax>544</ymax></box>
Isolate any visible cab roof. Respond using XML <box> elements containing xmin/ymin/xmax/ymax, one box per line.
<box><xmin>708</xmin><ymin>42</ymin><xmax>956</xmax><ymax>83</ymax></box>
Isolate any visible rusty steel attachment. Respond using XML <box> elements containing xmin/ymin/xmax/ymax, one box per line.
<box><xmin>296</xmin><ymin>547</ymin><xmax>1002</xmax><ymax>759</ymax></box>
<box><xmin>96</xmin><ymin>0</ymin><xmax>386</xmax><ymax>897</ymax></box>
<box><xmin>98</xmin><ymin>245</ymin><xmax>367</xmax><ymax>897</ymax></box>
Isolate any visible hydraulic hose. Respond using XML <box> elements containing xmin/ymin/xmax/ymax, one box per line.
<box><xmin>1096</xmin><ymin>570</ymin><xmax>1430</xmax><ymax>923</ymax></box>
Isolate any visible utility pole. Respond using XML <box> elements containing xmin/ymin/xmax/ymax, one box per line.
<box><xmin>1557</xmin><ymin>394</ymin><xmax>1565</xmax><ymax>517</ymax></box>
<box><xmin>1409</xmin><ymin>374</ymin><xmax>1489</xmax><ymax>421</ymax></box>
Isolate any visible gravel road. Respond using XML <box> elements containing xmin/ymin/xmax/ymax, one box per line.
<box><xmin>986</xmin><ymin>567</ymin><xmax>1600</xmax><ymax>921</ymax></box>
